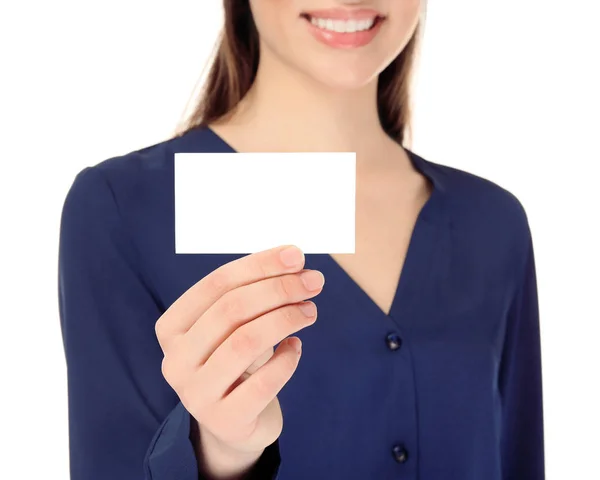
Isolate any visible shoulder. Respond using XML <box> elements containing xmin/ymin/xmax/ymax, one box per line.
<box><xmin>423</xmin><ymin>153</ymin><xmax>530</xmax><ymax>232</ymax></box>
<box><xmin>414</xmin><ymin>151</ymin><xmax>533</xmax><ymax>275</ymax></box>
<box><xmin>73</xmin><ymin>126</ymin><xmax>214</xmax><ymax>187</ymax></box>
<box><xmin>63</xmin><ymin>126</ymin><xmax>216</xmax><ymax>216</ymax></box>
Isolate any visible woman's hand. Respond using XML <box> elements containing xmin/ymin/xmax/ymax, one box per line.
<box><xmin>155</xmin><ymin>245</ymin><xmax>324</xmax><ymax>478</ymax></box>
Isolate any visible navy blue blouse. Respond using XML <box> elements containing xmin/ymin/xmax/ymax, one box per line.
<box><xmin>58</xmin><ymin>126</ymin><xmax>545</xmax><ymax>479</ymax></box>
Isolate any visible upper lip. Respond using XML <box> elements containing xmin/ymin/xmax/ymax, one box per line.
<box><xmin>301</xmin><ymin>8</ymin><xmax>384</xmax><ymax>21</ymax></box>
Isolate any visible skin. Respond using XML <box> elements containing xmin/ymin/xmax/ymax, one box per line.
<box><xmin>157</xmin><ymin>246</ymin><xmax>321</xmax><ymax>478</ymax></box>
<box><xmin>157</xmin><ymin>1</ymin><xmax>423</xmax><ymax>478</ymax></box>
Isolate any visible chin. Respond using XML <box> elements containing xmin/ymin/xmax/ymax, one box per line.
<box><xmin>303</xmin><ymin>62</ymin><xmax>382</xmax><ymax>91</ymax></box>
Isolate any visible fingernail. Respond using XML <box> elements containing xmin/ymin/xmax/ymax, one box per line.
<box><xmin>298</xmin><ymin>301</ymin><xmax>316</xmax><ymax>317</ymax></box>
<box><xmin>301</xmin><ymin>270</ymin><xmax>325</xmax><ymax>291</ymax></box>
<box><xmin>280</xmin><ymin>245</ymin><xmax>304</xmax><ymax>267</ymax></box>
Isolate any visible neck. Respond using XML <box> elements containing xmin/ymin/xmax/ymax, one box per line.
<box><xmin>215</xmin><ymin>47</ymin><xmax>399</xmax><ymax>163</ymax></box>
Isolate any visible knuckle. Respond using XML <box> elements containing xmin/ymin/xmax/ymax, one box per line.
<box><xmin>219</xmin><ymin>293</ymin><xmax>244</xmax><ymax>319</ymax></box>
<box><xmin>274</xmin><ymin>275</ymin><xmax>293</xmax><ymax>301</ymax></box>
<box><xmin>250</xmin><ymin>373</ymin><xmax>276</xmax><ymax>399</ymax></box>
<box><xmin>250</xmin><ymin>254</ymin><xmax>270</xmax><ymax>280</ymax></box>
<box><xmin>154</xmin><ymin>318</ymin><xmax>167</xmax><ymax>342</ymax></box>
<box><xmin>279</xmin><ymin>305</ymin><xmax>296</xmax><ymax>327</ymax></box>
<box><xmin>206</xmin><ymin>268</ymin><xmax>230</xmax><ymax>296</ymax></box>
<box><xmin>160</xmin><ymin>357</ymin><xmax>176</xmax><ymax>384</ymax></box>
<box><xmin>161</xmin><ymin>353</ymin><xmax>188</xmax><ymax>393</ymax></box>
<box><xmin>229</xmin><ymin>328</ymin><xmax>261</xmax><ymax>357</ymax></box>
<box><xmin>154</xmin><ymin>319</ymin><xmax>163</xmax><ymax>340</ymax></box>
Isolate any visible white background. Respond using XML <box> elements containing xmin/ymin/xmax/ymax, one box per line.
<box><xmin>1</xmin><ymin>1</ymin><xmax>599</xmax><ymax>478</ymax></box>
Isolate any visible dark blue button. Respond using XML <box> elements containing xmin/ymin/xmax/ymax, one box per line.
<box><xmin>385</xmin><ymin>332</ymin><xmax>402</xmax><ymax>351</ymax></box>
<box><xmin>392</xmin><ymin>444</ymin><xmax>408</xmax><ymax>463</ymax></box>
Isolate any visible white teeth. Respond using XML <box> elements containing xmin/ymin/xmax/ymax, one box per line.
<box><xmin>309</xmin><ymin>16</ymin><xmax>376</xmax><ymax>33</ymax></box>
<box><xmin>359</xmin><ymin>19</ymin><xmax>373</xmax><ymax>31</ymax></box>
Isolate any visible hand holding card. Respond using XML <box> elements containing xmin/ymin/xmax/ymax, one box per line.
<box><xmin>155</xmin><ymin>244</ymin><xmax>324</xmax><ymax>478</ymax></box>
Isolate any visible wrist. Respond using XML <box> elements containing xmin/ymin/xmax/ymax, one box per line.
<box><xmin>194</xmin><ymin>422</ymin><xmax>264</xmax><ymax>480</ymax></box>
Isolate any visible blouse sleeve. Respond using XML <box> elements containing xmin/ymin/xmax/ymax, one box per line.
<box><xmin>58</xmin><ymin>166</ymin><xmax>200</xmax><ymax>479</ymax></box>
<box><xmin>58</xmin><ymin>165</ymin><xmax>281</xmax><ymax>480</ymax></box>
<box><xmin>498</xmin><ymin>227</ymin><xmax>546</xmax><ymax>479</ymax></box>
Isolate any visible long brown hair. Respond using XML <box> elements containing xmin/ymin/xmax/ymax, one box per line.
<box><xmin>173</xmin><ymin>1</ymin><xmax>426</xmax><ymax>147</ymax></box>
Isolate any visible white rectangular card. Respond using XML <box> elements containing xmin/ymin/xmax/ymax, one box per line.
<box><xmin>174</xmin><ymin>152</ymin><xmax>356</xmax><ymax>254</ymax></box>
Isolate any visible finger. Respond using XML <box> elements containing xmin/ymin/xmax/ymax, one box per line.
<box><xmin>181</xmin><ymin>270</ymin><xmax>323</xmax><ymax>367</ymax></box>
<box><xmin>155</xmin><ymin>244</ymin><xmax>306</xmax><ymax>346</ymax></box>
<box><xmin>220</xmin><ymin>347</ymin><xmax>274</xmax><ymax>399</ymax></box>
<box><xmin>217</xmin><ymin>337</ymin><xmax>302</xmax><ymax>427</ymax></box>
<box><xmin>199</xmin><ymin>301</ymin><xmax>316</xmax><ymax>399</ymax></box>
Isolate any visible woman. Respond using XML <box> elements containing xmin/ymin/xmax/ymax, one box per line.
<box><xmin>58</xmin><ymin>1</ymin><xmax>545</xmax><ymax>479</ymax></box>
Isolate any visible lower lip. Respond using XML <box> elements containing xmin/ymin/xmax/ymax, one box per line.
<box><xmin>303</xmin><ymin>17</ymin><xmax>384</xmax><ymax>49</ymax></box>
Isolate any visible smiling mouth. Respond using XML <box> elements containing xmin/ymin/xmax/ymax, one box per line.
<box><xmin>300</xmin><ymin>13</ymin><xmax>385</xmax><ymax>34</ymax></box>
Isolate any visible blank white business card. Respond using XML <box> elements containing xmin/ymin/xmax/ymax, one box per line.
<box><xmin>174</xmin><ymin>152</ymin><xmax>356</xmax><ymax>254</ymax></box>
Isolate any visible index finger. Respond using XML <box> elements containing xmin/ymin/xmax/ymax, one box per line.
<box><xmin>156</xmin><ymin>244</ymin><xmax>306</xmax><ymax>340</ymax></box>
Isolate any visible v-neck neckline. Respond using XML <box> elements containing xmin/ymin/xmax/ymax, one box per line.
<box><xmin>307</xmin><ymin>149</ymin><xmax>448</xmax><ymax>320</ymax></box>
<box><xmin>195</xmin><ymin>125</ymin><xmax>451</xmax><ymax>322</ymax></box>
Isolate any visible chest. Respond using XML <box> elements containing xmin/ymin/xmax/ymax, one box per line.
<box><xmin>329</xmin><ymin>175</ymin><xmax>431</xmax><ymax>316</ymax></box>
